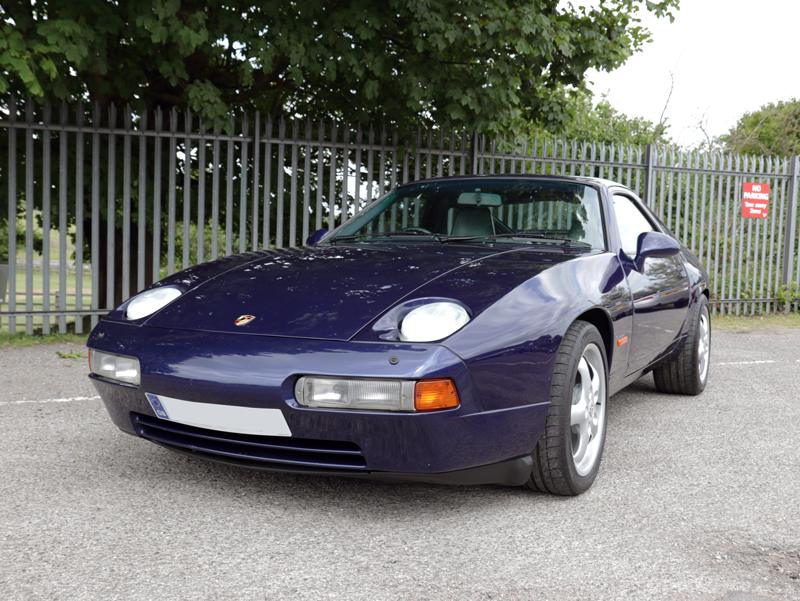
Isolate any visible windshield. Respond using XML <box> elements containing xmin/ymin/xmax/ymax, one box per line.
<box><xmin>329</xmin><ymin>179</ymin><xmax>606</xmax><ymax>249</ymax></box>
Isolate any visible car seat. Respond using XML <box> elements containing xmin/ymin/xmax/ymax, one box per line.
<box><xmin>450</xmin><ymin>207</ymin><xmax>496</xmax><ymax>237</ymax></box>
<box><xmin>568</xmin><ymin>216</ymin><xmax>585</xmax><ymax>241</ymax></box>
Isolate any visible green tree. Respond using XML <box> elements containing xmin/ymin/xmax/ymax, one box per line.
<box><xmin>563</xmin><ymin>90</ymin><xmax>669</xmax><ymax>146</ymax></box>
<box><xmin>719</xmin><ymin>99</ymin><xmax>800</xmax><ymax>157</ymax></box>
<box><xmin>0</xmin><ymin>0</ymin><xmax>680</xmax><ymax>305</ymax></box>
<box><xmin>526</xmin><ymin>88</ymin><xmax>670</xmax><ymax>146</ymax></box>
<box><xmin>1</xmin><ymin>0</ymin><xmax>678</xmax><ymax>134</ymax></box>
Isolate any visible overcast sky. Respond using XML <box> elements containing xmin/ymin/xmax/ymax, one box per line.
<box><xmin>584</xmin><ymin>0</ymin><xmax>798</xmax><ymax>148</ymax></box>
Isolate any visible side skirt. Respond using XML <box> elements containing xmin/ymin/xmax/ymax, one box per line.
<box><xmin>610</xmin><ymin>334</ymin><xmax>686</xmax><ymax>396</ymax></box>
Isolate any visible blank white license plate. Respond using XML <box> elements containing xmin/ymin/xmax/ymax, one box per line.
<box><xmin>145</xmin><ymin>392</ymin><xmax>292</xmax><ymax>437</ymax></box>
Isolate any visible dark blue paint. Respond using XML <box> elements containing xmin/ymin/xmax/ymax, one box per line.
<box><xmin>441</xmin><ymin>250</ymin><xmax>631</xmax><ymax>409</ymax></box>
<box><xmin>634</xmin><ymin>231</ymin><xmax>681</xmax><ymax>272</ymax></box>
<box><xmin>306</xmin><ymin>229</ymin><xmax>329</xmax><ymax>246</ymax></box>
<box><xmin>88</xmin><ymin>323</ymin><xmax>547</xmax><ymax>473</ymax></box>
<box><xmin>144</xmin><ymin>245</ymin><xmax>514</xmax><ymax>340</ymax></box>
<box><xmin>103</xmin><ymin>249</ymin><xmax>280</xmax><ymax>324</ymax></box>
<box><xmin>87</xmin><ymin>175</ymin><xmax>709</xmax><ymax>482</ymax></box>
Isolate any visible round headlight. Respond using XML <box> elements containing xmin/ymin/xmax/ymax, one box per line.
<box><xmin>125</xmin><ymin>286</ymin><xmax>182</xmax><ymax>320</ymax></box>
<box><xmin>399</xmin><ymin>302</ymin><xmax>470</xmax><ymax>342</ymax></box>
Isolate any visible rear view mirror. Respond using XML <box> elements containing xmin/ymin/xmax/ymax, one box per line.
<box><xmin>457</xmin><ymin>191</ymin><xmax>502</xmax><ymax>207</ymax></box>
<box><xmin>635</xmin><ymin>231</ymin><xmax>680</xmax><ymax>271</ymax></box>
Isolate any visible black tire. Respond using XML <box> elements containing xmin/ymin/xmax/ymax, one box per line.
<box><xmin>653</xmin><ymin>294</ymin><xmax>710</xmax><ymax>395</ymax></box>
<box><xmin>526</xmin><ymin>321</ymin><xmax>608</xmax><ymax>496</ymax></box>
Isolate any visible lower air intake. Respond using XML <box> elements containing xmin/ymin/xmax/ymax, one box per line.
<box><xmin>132</xmin><ymin>412</ymin><xmax>367</xmax><ymax>472</ymax></box>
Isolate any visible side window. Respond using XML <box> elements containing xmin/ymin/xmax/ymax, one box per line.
<box><xmin>612</xmin><ymin>194</ymin><xmax>655</xmax><ymax>257</ymax></box>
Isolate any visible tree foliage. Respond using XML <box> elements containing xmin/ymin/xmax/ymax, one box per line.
<box><xmin>719</xmin><ymin>99</ymin><xmax>800</xmax><ymax>157</ymax></box>
<box><xmin>0</xmin><ymin>0</ymin><xmax>681</xmax><ymax>306</ymax></box>
<box><xmin>1</xmin><ymin>0</ymin><xmax>678</xmax><ymax>135</ymax></box>
<box><xmin>527</xmin><ymin>88</ymin><xmax>670</xmax><ymax>146</ymax></box>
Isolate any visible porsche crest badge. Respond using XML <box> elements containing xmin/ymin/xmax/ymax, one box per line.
<box><xmin>235</xmin><ymin>315</ymin><xmax>256</xmax><ymax>326</ymax></box>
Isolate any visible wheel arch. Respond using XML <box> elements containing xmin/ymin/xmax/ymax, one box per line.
<box><xmin>573</xmin><ymin>307</ymin><xmax>614</xmax><ymax>368</ymax></box>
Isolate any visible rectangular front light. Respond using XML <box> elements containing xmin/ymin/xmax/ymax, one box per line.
<box><xmin>295</xmin><ymin>377</ymin><xmax>416</xmax><ymax>412</ymax></box>
<box><xmin>89</xmin><ymin>349</ymin><xmax>140</xmax><ymax>386</ymax></box>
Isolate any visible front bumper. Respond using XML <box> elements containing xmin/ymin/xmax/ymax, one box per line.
<box><xmin>88</xmin><ymin>322</ymin><xmax>548</xmax><ymax>484</ymax></box>
<box><xmin>131</xmin><ymin>411</ymin><xmax>534</xmax><ymax>485</ymax></box>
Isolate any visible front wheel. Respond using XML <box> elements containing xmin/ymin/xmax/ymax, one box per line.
<box><xmin>526</xmin><ymin>321</ymin><xmax>608</xmax><ymax>496</ymax></box>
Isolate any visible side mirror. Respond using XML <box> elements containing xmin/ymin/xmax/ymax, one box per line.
<box><xmin>305</xmin><ymin>229</ymin><xmax>329</xmax><ymax>246</ymax></box>
<box><xmin>635</xmin><ymin>231</ymin><xmax>680</xmax><ymax>271</ymax></box>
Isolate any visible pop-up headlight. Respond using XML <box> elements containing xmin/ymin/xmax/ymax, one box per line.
<box><xmin>125</xmin><ymin>286</ymin><xmax>182</xmax><ymax>320</ymax></box>
<box><xmin>399</xmin><ymin>302</ymin><xmax>470</xmax><ymax>342</ymax></box>
<box><xmin>89</xmin><ymin>349</ymin><xmax>140</xmax><ymax>386</ymax></box>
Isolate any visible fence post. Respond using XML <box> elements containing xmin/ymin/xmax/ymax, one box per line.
<box><xmin>471</xmin><ymin>132</ymin><xmax>479</xmax><ymax>175</ymax></box>
<box><xmin>781</xmin><ymin>155</ymin><xmax>799</xmax><ymax>286</ymax></box>
<box><xmin>5</xmin><ymin>96</ymin><xmax>17</xmax><ymax>333</ymax></box>
<box><xmin>642</xmin><ymin>144</ymin><xmax>655</xmax><ymax>209</ymax></box>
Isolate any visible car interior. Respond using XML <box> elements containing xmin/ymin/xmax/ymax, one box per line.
<box><xmin>340</xmin><ymin>180</ymin><xmax>605</xmax><ymax>248</ymax></box>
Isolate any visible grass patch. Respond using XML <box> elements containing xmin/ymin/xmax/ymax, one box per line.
<box><xmin>2</xmin><ymin>266</ymin><xmax>93</xmax><ymax>334</ymax></box>
<box><xmin>711</xmin><ymin>312</ymin><xmax>800</xmax><ymax>330</ymax></box>
<box><xmin>0</xmin><ymin>331</ymin><xmax>90</xmax><ymax>347</ymax></box>
<box><xmin>56</xmin><ymin>349</ymin><xmax>88</xmax><ymax>358</ymax></box>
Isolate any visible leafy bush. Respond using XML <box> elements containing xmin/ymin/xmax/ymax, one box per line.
<box><xmin>0</xmin><ymin>219</ymin><xmax>27</xmax><ymax>264</ymax></box>
<box><xmin>776</xmin><ymin>281</ymin><xmax>800</xmax><ymax>313</ymax></box>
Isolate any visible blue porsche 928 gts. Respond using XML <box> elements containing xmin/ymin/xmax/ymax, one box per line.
<box><xmin>88</xmin><ymin>175</ymin><xmax>710</xmax><ymax>495</ymax></box>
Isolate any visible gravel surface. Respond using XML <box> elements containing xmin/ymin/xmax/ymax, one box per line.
<box><xmin>1</xmin><ymin>331</ymin><xmax>798</xmax><ymax>601</ymax></box>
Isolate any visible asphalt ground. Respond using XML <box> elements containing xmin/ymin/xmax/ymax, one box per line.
<box><xmin>1</xmin><ymin>329</ymin><xmax>798</xmax><ymax>601</ymax></box>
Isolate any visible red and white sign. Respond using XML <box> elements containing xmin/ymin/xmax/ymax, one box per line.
<box><xmin>742</xmin><ymin>182</ymin><xmax>770</xmax><ymax>218</ymax></box>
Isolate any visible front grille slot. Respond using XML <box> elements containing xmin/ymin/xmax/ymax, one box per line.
<box><xmin>132</xmin><ymin>412</ymin><xmax>367</xmax><ymax>470</ymax></box>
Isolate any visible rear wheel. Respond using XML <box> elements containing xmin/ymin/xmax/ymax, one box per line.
<box><xmin>527</xmin><ymin>321</ymin><xmax>608</xmax><ymax>496</ymax></box>
<box><xmin>653</xmin><ymin>295</ymin><xmax>710</xmax><ymax>395</ymax></box>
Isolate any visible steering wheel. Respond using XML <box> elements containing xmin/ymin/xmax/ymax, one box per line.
<box><xmin>400</xmin><ymin>227</ymin><xmax>433</xmax><ymax>234</ymax></box>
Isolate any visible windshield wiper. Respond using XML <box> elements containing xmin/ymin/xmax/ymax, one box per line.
<box><xmin>329</xmin><ymin>231</ymin><xmax>592</xmax><ymax>247</ymax></box>
<box><xmin>445</xmin><ymin>233</ymin><xmax>593</xmax><ymax>247</ymax></box>
<box><xmin>330</xmin><ymin>231</ymin><xmax>445</xmax><ymax>244</ymax></box>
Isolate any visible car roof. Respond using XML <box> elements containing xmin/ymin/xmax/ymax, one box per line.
<box><xmin>394</xmin><ymin>173</ymin><xmax>634</xmax><ymax>195</ymax></box>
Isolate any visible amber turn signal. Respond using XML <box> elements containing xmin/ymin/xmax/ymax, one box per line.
<box><xmin>414</xmin><ymin>379</ymin><xmax>459</xmax><ymax>412</ymax></box>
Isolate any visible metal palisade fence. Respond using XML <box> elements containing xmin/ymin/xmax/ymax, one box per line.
<box><xmin>1</xmin><ymin>98</ymin><xmax>799</xmax><ymax>334</ymax></box>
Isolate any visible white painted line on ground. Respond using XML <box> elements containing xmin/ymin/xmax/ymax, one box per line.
<box><xmin>0</xmin><ymin>395</ymin><xmax>101</xmax><ymax>407</ymax></box>
<box><xmin>714</xmin><ymin>360</ymin><xmax>777</xmax><ymax>366</ymax></box>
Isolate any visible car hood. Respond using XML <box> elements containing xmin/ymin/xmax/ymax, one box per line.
<box><xmin>144</xmin><ymin>244</ymin><xmax>583</xmax><ymax>340</ymax></box>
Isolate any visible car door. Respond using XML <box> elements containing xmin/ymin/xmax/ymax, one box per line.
<box><xmin>611</xmin><ymin>192</ymin><xmax>690</xmax><ymax>375</ymax></box>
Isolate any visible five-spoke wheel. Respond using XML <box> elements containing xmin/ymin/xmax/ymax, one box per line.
<box><xmin>570</xmin><ymin>344</ymin><xmax>607</xmax><ymax>477</ymax></box>
<box><xmin>527</xmin><ymin>320</ymin><xmax>608</xmax><ymax>496</ymax></box>
<box><xmin>697</xmin><ymin>309</ymin><xmax>710</xmax><ymax>384</ymax></box>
